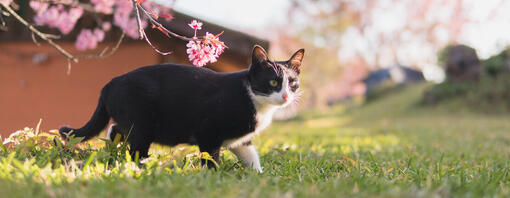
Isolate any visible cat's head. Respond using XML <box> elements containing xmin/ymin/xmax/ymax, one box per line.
<box><xmin>248</xmin><ymin>45</ymin><xmax>305</xmax><ymax>107</ymax></box>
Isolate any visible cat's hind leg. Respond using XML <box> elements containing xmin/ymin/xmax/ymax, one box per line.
<box><xmin>125</xmin><ymin>127</ymin><xmax>154</xmax><ymax>159</ymax></box>
<box><xmin>198</xmin><ymin>144</ymin><xmax>221</xmax><ymax>170</ymax></box>
<box><xmin>229</xmin><ymin>141</ymin><xmax>263</xmax><ymax>173</ymax></box>
<box><xmin>106</xmin><ymin>124</ymin><xmax>125</xmax><ymax>142</ymax></box>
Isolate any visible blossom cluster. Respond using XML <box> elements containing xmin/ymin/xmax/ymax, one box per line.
<box><xmin>30</xmin><ymin>1</ymin><xmax>83</xmax><ymax>35</ymax></box>
<box><xmin>27</xmin><ymin>0</ymin><xmax>170</xmax><ymax>51</ymax></box>
<box><xmin>19</xmin><ymin>0</ymin><xmax>227</xmax><ymax>66</ymax></box>
<box><xmin>91</xmin><ymin>0</ymin><xmax>115</xmax><ymax>14</ymax></box>
<box><xmin>75</xmin><ymin>28</ymin><xmax>106</xmax><ymax>51</ymax></box>
<box><xmin>113</xmin><ymin>0</ymin><xmax>147</xmax><ymax>38</ymax></box>
<box><xmin>186</xmin><ymin>21</ymin><xmax>226</xmax><ymax>67</ymax></box>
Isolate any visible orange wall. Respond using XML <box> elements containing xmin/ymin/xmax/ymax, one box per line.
<box><xmin>0</xmin><ymin>42</ymin><xmax>159</xmax><ymax>136</ymax></box>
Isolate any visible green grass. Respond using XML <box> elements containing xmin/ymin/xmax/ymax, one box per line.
<box><xmin>1</xmin><ymin>84</ymin><xmax>510</xmax><ymax>197</ymax></box>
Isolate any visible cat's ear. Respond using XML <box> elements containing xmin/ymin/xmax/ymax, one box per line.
<box><xmin>288</xmin><ymin>49</ymin><xmax>305</xmax><ymax>73</ymax></box>
<box><xmin>252</xmin><ymin>45</ymin><xmax>269</xmax><ymax>64</ymax></box>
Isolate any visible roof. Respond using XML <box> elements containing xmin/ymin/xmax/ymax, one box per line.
<box><xmin>0</xmin><ymin>10</ymin><xmax>269</xmax><ymax>69</ymax></box>
<box><xmin>363</xmin><ymin>65</ymin><xmax>425</xmax><ymax>92</ymax></box>
<box><xmin>145</xmin><ymin>11</ymin><xmax>269</xmax><ymax>70</ymax></box>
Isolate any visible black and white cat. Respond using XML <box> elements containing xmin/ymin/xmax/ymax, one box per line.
<box><xmin>59</xmin><ymin>45</ymin><xmax>304</xmax><ymax>173</ymax></box>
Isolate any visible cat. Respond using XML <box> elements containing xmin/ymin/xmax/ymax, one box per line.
<box><xmin>59</xmin><ymin>45</ymin><xmax>304</xmax><ymax>173</ymax></box>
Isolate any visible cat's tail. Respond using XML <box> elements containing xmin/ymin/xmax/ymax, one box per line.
<box><xmin>59</xmin><ymin>94</ymin><xmax>110</xmax><ymax>142</ymax></box>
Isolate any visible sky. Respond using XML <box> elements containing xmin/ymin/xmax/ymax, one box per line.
<box><xmin>170</xmin><ymin>0</ymin><xmax>291</xmax><ymax>30</ymax></box>
<box><xmin>168</xmin><ymin>0</ymin><xmax>510</xmax><ymax>83</ymax></box>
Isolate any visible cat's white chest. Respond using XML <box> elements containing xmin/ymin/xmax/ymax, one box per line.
<box><xmin>253</xmin><ymin>106</ymin><xmax>278</xmax><ymax>135</ymax></box>
<box><xmin>222</xmin><ymin>106</ymin><xmax>278</xmax><ymax>148</ymax></box>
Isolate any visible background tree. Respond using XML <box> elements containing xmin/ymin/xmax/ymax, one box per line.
<box><xmin>276</xmin><ymin>0</ymin><xmax>509</xmax><ymax>107</ymax></box>
<box><xmin>0</xmin><ymin>0</ymin><xmax>226</xmax><ymax>68</ymax></box>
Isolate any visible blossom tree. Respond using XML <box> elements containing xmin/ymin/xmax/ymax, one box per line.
<box><xmin>0</xmin><ymin>0</ymin><xmax>226</xmax><ymax>69</ymax></box>
<box><xmin>288</xmin><ymin>0</ymin><xmax>508</xmax><ymax>69</ymax></box>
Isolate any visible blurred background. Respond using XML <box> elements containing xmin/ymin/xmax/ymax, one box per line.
<box><xmin>2</xmin><ymin>0</ymin><xmax>510</xmax><ymax>135</ymax></box>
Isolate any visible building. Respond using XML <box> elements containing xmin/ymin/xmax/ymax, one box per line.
<box><xmin>363</xmin><ymin>64</ymin><xmax>425</xmax><ymax>94</ymax></box>
<box><xmin>0</xmin><ymin>11</ymin><xmax>269</xmax><ymax>136</ymax></box>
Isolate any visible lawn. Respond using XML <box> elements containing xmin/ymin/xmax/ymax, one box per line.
<box><xmin>1</xmin><ymin>84</ymin><xmax>509</xmax><ymax>198</ymax></box>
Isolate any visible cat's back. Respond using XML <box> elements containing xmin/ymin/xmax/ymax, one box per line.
<box><xmin>105</xmin><ymin>63</ymin><xmax>248</xmax><ymax>101</ymax></box>
<box><xmin>107</xmin><ymin>64</ymin><xmax>225</xmax><ymax>90</ymax></box>
<box><xmin>123</xmin><ymin>63</ymin><xmax>219</xmax><ymax>81</ymax></box>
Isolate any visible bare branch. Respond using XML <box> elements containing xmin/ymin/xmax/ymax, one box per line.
<box><xmin>128</xmin><ymin>1</ymin><xmax>180</xmax><ymax>55</ymax></box>
<box><xmin>0</xmin><ymin>10</ymin><xmax>6</xmax><ymax>28</ymax></box>
<box><xmin>66</xmin><ymin>32</ymin><xmax>126</xmax><ymax>75</ymax></box>
<box><xmin>31</xmin><ymin>32</ymin><xmax>41</xmax><ymax>46</ymax></box>
<box><xmin>0</xmin><ymin>3</ymin><xmax>77</xmax><ymax>62</ymax></box>
<box><xmin>141</xmin><ymin>30</ymin><xmax>172</xmax><ymax>55</ymax></box>
<box><xmin>36</xmin><ymin>0</ymin><xmax>95</xmax><ymax>12</ymax></box>
<box><xmin>131</xmin><ymin>0</ymin><xmax>144</xmax><ymax>40</ymax></box>
<box><xmin>67</xmin><ymin>58</ymin><xmax>72</xmax><ymax>75</ymax></box>
<box><xmin>75</xmin><ymin>32</ymin><xmax>127</xmax><ymax>59</ymax></box>
<box><xmin>137</xmin><ymin>4</ymin><xmax>194</xmax><ymax>41</ymax></box>
<box><xmin>1</xmin><ymin>7</ymin><xmax>8</xmax><ymax>31</ymax></box>
<box><xmin>3</xmin><ymin>0</ymin><xmax>192</xmax><ymax>69</ymax></box>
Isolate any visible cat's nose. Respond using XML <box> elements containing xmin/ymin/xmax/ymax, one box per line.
<box><xmin>282</xmin><ymin>93</ymin><xmax>288</xmax><ymax>102</ymax></box>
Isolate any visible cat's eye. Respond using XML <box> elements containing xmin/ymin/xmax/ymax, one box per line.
<box><xmin>269</xmin><ymin>80</ymin><xmax>278</xmax><ymax>87</ymax></box>
<box><xmin>289</xmin><ymin>81</ymin><xmax>298</xmax><ymax>87</ymax></box>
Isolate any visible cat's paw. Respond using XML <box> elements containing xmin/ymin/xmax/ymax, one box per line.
<box><xmin>58</xmin><ymin>126</ymin><xmax>73</xmax><ymax>141</ymax></box>
<box><xmin>251</xmin><ymin>164</ymin><xmax>263</xmax><ymax>173</ymax></box>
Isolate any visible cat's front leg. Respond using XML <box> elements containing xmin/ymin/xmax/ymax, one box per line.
<box><xmin>229</xmin><ymin>142</ymin><xmax>263</xmax><ymax>173</ymax></box>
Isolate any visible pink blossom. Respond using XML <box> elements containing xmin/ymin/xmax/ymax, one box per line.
<box><xmin>189</xmin><ymin>20</ymin><xmax>203</xmax><ymax>38</ymax></box>
<box><xmin>75</xmin><ymin>29</ymin><xmax>95</xmax><ymax>51</ymax></box>
<box><xmin>186</xmin><ymin>33</ymin><xmax>226</xmax><ymax>67</ymax></box>
<box><xmin>91</xmin><ymin>0</ymin><xmax>115</xmax><ymax>14</ymax></box>
<box><xmin>186</xmin><ymin>41</ymin><xmax>207</xmax><ymax>67</ymax></box>
<box><xmin>57</xmin><ymin>8</ymin><xmax>83</xmax><ymax>34</ymax></box>
<box><xmin>215</xmin><ymin>43</ymin><xmax>225</xmax><ymax>56</ymax></box>
<box><xmin>0</xmin><ymin>0</ymin><xmax>12</xmax><ymax>6</ymax></box>
<box><xmin>68</xmin><ymin>7</ymin><xmax>83</xmax><ymax>21</ymax></box>
<box><xmin>29</xmin><ymin>1</ymin><xmax>49</xmax><ymax>13</ymax></box>
<box><xmin>114</xmin><ymin>11</ymin><xmax>147</xmax><ymax>38</ymax></box>
<box><xmin>57</xmin><ymin>19</ymin><xmax>75</xmax><ymax>34</ymax></box>
<box><xmin>204</xmin><ymin>32</ymin><xmax>226</xmax><ymax>56</ymax></box>
<box><xmin>32</xmin><ymin>5</ymin><xmax>82</xmax><ymax>35</ymax></box>
<box><xmin>114</xmin><ymin>0</ymin><xmax>132</xmax><ymax>14</ymax></box>
<box><xmin>34</xmin><ymin>6</ymin><xmax>59</xmax><ymax>26</ymax></box>
<box><xmin>112</xmin><ymin>0</ymin><xmax>148</xmax><ymax>38</ymax></box>
<box><xmin>75</xmin><ymin>28</ymin><xmax>105</xmax><ymax>51</ymax></box>
<box><xmin>102</xmin><ymin>22</ymin><xmax>112</xmax><ymax>31</ymax></box>
<box><xmin>93</xmin><ymin>29</ymin><xmax>105</xmax><ymax>41</ymax></box>
<box><xmin>185</xmin><ymin>23</ymin><xmax>226</xmax><ymax>67</ymax></box>
<box><xmin>108</xmin><ymin>0</ymin><xmax>171</xmax><ymax>38</ymax></box>
<box><xmin>189</xmin><ymin>20</ymin><xmax>203</xmax><ymax>30</ymax></box>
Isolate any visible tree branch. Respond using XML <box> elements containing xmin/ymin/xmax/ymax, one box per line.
<box><xmin>131</xmin><ymin>0</ymin><xmax>144</xmax><ymax>40</ymax></box>
<box><xmin>0</xmin><ymin>9</ymin><xmax>6</xmax><ymax>29</ymax></box>
<box><xmin>137</xmin><ymin>3</ymin><xmax>194</xmax><ymax>41</ymax></box>
<box><xmin>0</xmin><ymin>3</ymin><xmax>77</xmax><ymax>62</ymax></box>
<box><xmin>75</xmin><ymin>32</ymin><xmax>126</xmax><ymax>59</ymax></box>
<box><xmin>141</xmin><ymin>30</ymin><xmax>171</xmax><ymax>55</ymax></box>
<box><xmin>36</xmin><ymin>0</ymin><xmax>95</xmax><ymax>13</ymax></box>
<box><xmin>129</xmin><ymin>1</ymin><xmax>176</xmax><ymax>55</ymax></box>
<box><xmin>3</xmin><ymin>0</ymin><xmax>198</xmax><ymax>70</ymax></box>
<box><xmin>31</xmin><ymin>32</ymin><xmax>40</xmax><ymax>46</ymax></box>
